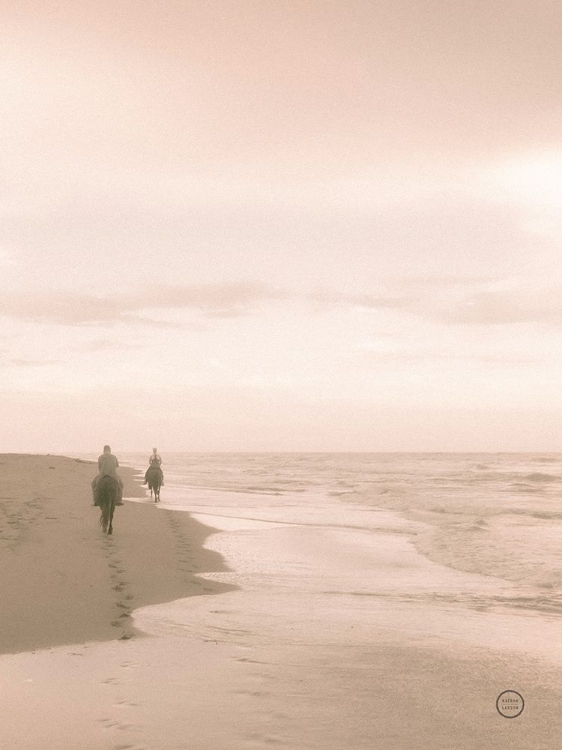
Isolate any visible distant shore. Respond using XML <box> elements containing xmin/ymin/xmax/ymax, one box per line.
<box><xmin>0</xmin><ymin>453</ymin><xmax>233</xmax><ymax>655</ymax></box>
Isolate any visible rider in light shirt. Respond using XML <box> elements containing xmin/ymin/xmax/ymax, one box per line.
<box><xmin>92</xmin><ymin>445</ymin><xmax>124</xmax><ymax>506</ymax></box>
<box><xmin>143</xmin><ymin>447</ymin><xmax>164</xmax><ymax>485</ymax></box>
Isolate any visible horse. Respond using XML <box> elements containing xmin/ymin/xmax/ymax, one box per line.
<box><xmin>97</xmin><ymin>474</ymin><xmax>118</xmax><ymax>534</ymax></box>
<box><xmin>146</xmin><ymin>466</ymin><xmax>162</xmax><ymax>502</ymax></box>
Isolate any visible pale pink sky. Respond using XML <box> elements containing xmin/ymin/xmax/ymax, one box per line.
<box><xmin>1</xmin><ymin>1</ymin><xmax>562</xmax><ymax>451</ymax></box>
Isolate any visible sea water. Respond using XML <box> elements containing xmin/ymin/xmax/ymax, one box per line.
<box><xmin>114</xmin><ymin>452</ymin><xmax>562</xmax><ymax>582</ymax></box>
<box><xmin>103</xmin><ymin>452</ymin><xmax>562</xmax><ymax>624</ymax></box>
<box><xmin>87</xmin><ymin>452</ymin><xmax>558</xmax><ymax>583</ymax></box>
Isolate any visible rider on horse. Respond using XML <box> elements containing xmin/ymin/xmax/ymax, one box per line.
<box><xmin>143</xmin><ymin>447</ymin><xmax>164</xmax><ymax>486</ymax></box>
<box><xmin>92</xmin><ymin>445</ymin><xmax>124</xmax><ymax>506</ymax></box>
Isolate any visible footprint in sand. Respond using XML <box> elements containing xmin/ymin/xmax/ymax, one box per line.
<box><xmin>97</xmin><ymin>718</ymin><xmax>137</xmax><ymax>732</ymax></box>
<box><xmin>97</xmin><ymin>718</ymin><xmax>119</xmax><ymax>727</ymax></box>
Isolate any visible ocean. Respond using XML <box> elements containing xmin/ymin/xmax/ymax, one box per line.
<box><xmin>80</xmin><ymin>451</ymin><xmax>562</xmax><ymax>620</ymax></box>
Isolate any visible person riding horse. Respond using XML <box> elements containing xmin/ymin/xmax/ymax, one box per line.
<box><xmin>143</xmin><ymin>447</ymin><xmax>164</xmax><ymax>486</ymax></box>
<box><xmin>92</xmin><ymin>445</ymin><xmax>124</xmax><ymax>506</ymax></box>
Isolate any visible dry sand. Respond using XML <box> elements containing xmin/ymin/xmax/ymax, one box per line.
<box><xmin>0</xmin><ymin>454</ymin><xmax>232</xmax><ymax>654</ymax></box>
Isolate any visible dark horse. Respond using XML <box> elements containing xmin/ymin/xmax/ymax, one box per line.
<box><xmin>97</xmin><ymin>474</ymin><xmax>118</xmax><ymax>534</ymax></box>
<box><xmin>147</xmin><ymin>466</ymin><xmax>162</xmax><ymax>502</ymax></box>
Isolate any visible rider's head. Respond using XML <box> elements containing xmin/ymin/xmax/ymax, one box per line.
<box><xmin>104</xmin><ymin>445</ymin><xmax>111</xmax><ymax>453</ymax></box>
<box><xmin>152</xmin><ymin>447</ymin><xmax>158</xmax><ymax>453</ymax></box>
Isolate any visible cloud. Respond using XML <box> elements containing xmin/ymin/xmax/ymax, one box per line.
<box><xmin>75</xmin><ymin>339</ymin><xmax>143</xmax><ymax>352</ymax></box>
<box><xmin>5</xmin><ymin>358</ymin><xmax>62</xmax><ymax>367</ymax></box>
<box><xmin>358</xmin><ymin>350</ymin><xmax>539</xmax><ymax>367</ymax></box>
<box><xmin>424</xmin><ymin>284</ymin><xmax>562</xmax><ymax>327</ymax></box>
<box><xmin>2</xmin><ymin>276</ymin><xmax>561</xmax><ymax>331</ymax></box>
<box><xmin>311</xmin><ymin>277</ymin><xmax>562</xmax><ymax>328</ymax></box>
<box><xmin>121</xmin><ymin>316</ymin><xmax>187</xmax><ymax>329</ymax></box>
<box><xmin>0</xmin><ymin>282</ymin><xmax>287</xmax><ymax>326</ymax></box>
<box><xmin>307</xmin><ymin>289</ymin><xmax>411</xmax><ymax>311</ymax></box>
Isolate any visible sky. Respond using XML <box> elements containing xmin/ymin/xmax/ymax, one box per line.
<box><xmin>1</xmin><ymin>0</ymin><xmax>562</xmax><ymax>452</ymax></box>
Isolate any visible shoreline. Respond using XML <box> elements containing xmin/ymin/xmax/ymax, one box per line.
<box><xmin>2</xmin><ymin>453</ymin><xmax>562</xmax><ymax>749</ymax></box>
<box><xmin>0</xmin><ymin>453</ymin><xmax>234</xmax><ymax>655</ymax></box>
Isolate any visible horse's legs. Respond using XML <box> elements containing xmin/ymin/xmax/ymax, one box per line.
<box><xmin>100</xmin><ymin>503</ymin><xmax>108</xmax><ymax>533</ymax></box>
<box><xmin>98</xmin><ymin>480</ymin><xmax>117</xmax><ymax>534</ymax></box>
<box><xmin>107</xmin><ymin>495</ymin><xmax>116</xmax><ymax>534</ymax></box>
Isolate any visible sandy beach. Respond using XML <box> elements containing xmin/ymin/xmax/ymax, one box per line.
<box><xmin>1</xmin><ymin>454</ymin><xmax>562</xmax><ymax>750</ymax></box>
<box><xmin>0</xmin><ymin>454</ymin><xmax>232</xmax><ymax>654</ymax></box>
